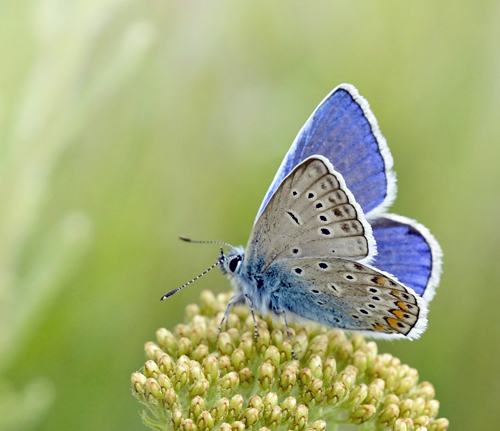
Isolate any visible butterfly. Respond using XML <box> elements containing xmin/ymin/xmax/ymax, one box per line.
<box><xmin>163</xmin><ymin>84</ymin><xmax>442</xmax><ymax>341</ymax></box>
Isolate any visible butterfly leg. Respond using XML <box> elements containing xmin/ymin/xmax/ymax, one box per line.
<box><xmin>244</xmin><ymin>294</ymin><xmax>259</xmax><ymax>343</ymax></box>
<box><xmin>218</xmin><ymin>293</ymin><xmax>245</xmax><ymax>336</ymax></box>
<box><xmin>281</xmin><ymin>308</ymin><xmax>299</xmax><ymax>361</ymax></box>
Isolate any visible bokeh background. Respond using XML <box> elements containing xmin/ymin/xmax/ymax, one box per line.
<box><xmin>1</xmin><ymin>1</ymin><xmax>499</xmax><ymax>430</ymax></box>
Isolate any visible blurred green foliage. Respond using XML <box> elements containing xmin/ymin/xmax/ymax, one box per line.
<box><xmin>0</xmin><ymin>1</ymin><xmax>499</xmax><ymax>430</ymax></box>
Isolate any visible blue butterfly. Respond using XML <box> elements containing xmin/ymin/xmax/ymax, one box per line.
<box><xmin>164</xmin><ymin>84</ymin><xmax>442</xmax><ymax>341</ymax></box>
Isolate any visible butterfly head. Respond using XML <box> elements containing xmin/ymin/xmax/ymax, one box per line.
<box><xmin>218</xmin><ymin>245</ymin><xmax>245</xmax><ymax>277</ymax></box>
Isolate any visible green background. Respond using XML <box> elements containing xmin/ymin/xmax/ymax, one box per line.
<box><xmin>1</xmin><ymin>1</ymin><xmax>498</xmax><ymax>430</ymax></box>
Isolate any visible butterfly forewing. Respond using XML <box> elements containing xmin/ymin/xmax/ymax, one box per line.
<box><xmin>247</xmin><ymin>156</ymin><xmax>376</xmax><ymax>272</ymax></box>
<box><xmin>272</xmin><ymin>257</ymin><xmax>424</xmax><ymax>337</ymax></box>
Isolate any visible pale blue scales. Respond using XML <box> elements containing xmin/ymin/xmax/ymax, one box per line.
<box><xmin>165</xmin><ymin>84</ymin><xmax>442</xmax><ymax>341</ymax></box>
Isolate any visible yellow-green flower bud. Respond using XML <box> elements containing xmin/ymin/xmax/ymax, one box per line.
<box><xmin>227</xmin><ymin>394</ymin><xmax>244</xmax><ymax>422</ymax></box>
<box><xmin>163</xmin><ymin>388</ymin><xmax>179</xmax><ymax>409</ymax></box>
<box><xmin>385</xmin><ymin>366</ymin><xmax>398</xmax><ymax>391</ymax></box>
<box><xmin>209</xmin><ymin>397</ymin><xmax>229</xmax><ymax>423</ymax></box>
<box><xmin>393</xmin><ymin>418</ymin><xmax>413</xmax><ymax>431</ymax></box>
<box><xmin>322</xmin><ymin>357</ymin><xmax>336</xmax><ymax>386</ymax></box>
<box><xmin>173</xmin><ymin>362</ymin><xmax>190</xmax><ymax>391</ymax></box>
<box><xmin>144</xmin><ymin>360</ymin><xmax>161</xmax><ymax>380</ymax></box>
<box><xmin>415</xmin><ymin>381</ymin><xmax>435</xmax><ymax>400</ymax></box>
<box><xmin>412</xmin><ymin>397</ymin><xmax>426</xmax><ymax>417</ymax></box>
<box><xmin>247</xmin><ymin>396</ymin><xmax>263</xmax><ymax>414</ymax></box>
<box><xmin>157</xmin><ymin>328</ymin><xmax>178</xmax><ymax>356</ymax></box>
<box><xmin>398</xmin><ymin>399</ymin><xmax>413</xmax><ymax>419</ymax></box>
<box><xmin>299</xmin><ymin>367</ymin><xmax>313</xmax><ymax>387</ymax></box>
<box><xmin>197</xmin><ymin>411</ymin><xmax>214</xmax><ymax>431</ymax></box>
<box><xmin>362</xmin><ymin>341</ymin><xmax>378</xmax><ymax>366</ymax></box>
<box><xmin>201</xmin><ymin>355</ymin><xmax>219</xmax><ymax>384</ymax></box>
<box><xmin>199</xmin><ymin>290</ymin><xmax>218</xmax><ymax>315</ymax></box>
<box><xmin>145</xmin><ymin>342</ymin><xmax>164</xmax><ymax>361</ymax></box>
<box><xmin>145</xmin><ymin>378</ymin><xmax>162</xmax><ymax>403</ymax></box>
<box><xmin>280</xmin><ymin>397</ymin><xmax>297</xmax><ymax>421</ymax></box>
<box><xmin>344</xmin><ymin>383</ymin><xmax>368</xmax><ymax>410</ymax></box>
<box><xmin>185</xmin><ymin>304</ymin><xmax>200</xmax><ymax>321</ymax></box>
<box><xmin>264</xmin><ymin>345</ymin><xmax>281</xmax><ymax>368</ymax></box>
<box><xmin>348</xmin><ymin>404</ymin><xmax>376</xmax><ymax>424</ymax></box>
<box><xmin>271</xmin><ymin>329</ymin><xmax>283</xmax><ymax>347</ymax></box>
<box><xmin>240</xmin><ymin>408</ymin><xmax>259</xmax><ymax>427</ymax></box>
<box><xmin>307</xmin><ymin>419</ymin><xmax>326</xmax><ymax>431</ymax></box>
<box><xmin>239</xmin><ymin>336</ymin><xmax>255</xmax><ymax>359</ymax></box>
<box><xmin>424</xmin><ymin>399</ymin><xmax>440</xmax><ymax>418</ymax></box>
<box><xmin>351</xmin><ymin>350</ymin><xmax>367</xmax><ymax>374</ymax></box>
<box><xmin>188</xmin><ymin>378</ymin><xmax>209</xmax><ymax>399</ymax></box>
<box><xmin>171</xmin><ymin>409</ymin><xmax>184</xmax><ymax>429</ymax></box>
<box><xmin>278</xmin><ymin>364</ymin><xmax>298</xmax><ymax>393</ymax></box>
<box><xmin>189</xmin><ymin>396</ymin><xmax>205</xmax><ymax>421</ymax></box>
<box><xmin>219</xmin><ymin>371</ymin><xmax>239</xmax><ymax>394</ymax></box>
<box><xmin>227</xmin><ymin>328</ymin><xmax>240</xmax><ymax>345</ymax></box>
<box><xmin>230</xmin><ymin>421</ymin><xmax>245</xmax><ymax>431</ymax></box>
<box><xmin>218</xmin><ymin>332</ymin><xmax>235</xmax><ymax>356</ymax></box>
<box><xmin>158</xmin><ymin>354</ymin><xmax>175</xmax><ymax>377</ymax></box>
<box><xmin>291</xmin><ymin>404</ymin><xmax>308</xmax><ymax>431</ymax></box>
<box><xmin>293</xmin><ymin>330</ymin><xmax>309</xmax><ymax>358</ymax></box>
<box><xmin>337</xmin><ymin>366</ymin><xmax>357</xmax><ymax>391</ymax></box>
<box><xmin>231</xmin><ymin>348</ymin><xmax>246</xmax><ymax>371</ymax></box>
<box><xmin>264</xmin><ymin>406</ymin><xmax>282</xmax><ymax>428</ymax></box>
<box><xmin>257</xmin><ymin>362</ymin><xmax>275</xmax><ymax>390</ymax></box>
<box><xmin>395</xmin><ymin>376</ymin><xmax>417</xmax><ymax>396</ymax></box>
<box><xmin>239</xmin><ymin>367</ymin><xmax>254</xmax><ymax>386</ymax></box>
<box><xmin>181</xmin><ymin>418</ymin><xmax>198</xmax><ymax>431</ymax></box>
<box><xmin>131</xmin><ymin>372</ymin><xmax>147</xmax><ymax>395</ymax></box>
<box><xmin>175</xmin><ymin>324</ymin><xmax>192</xmax><ymax>339</ymax></box>
<box><xmin>206</xmin><ymin>326</ymin><xmax>218</xmax><ymax>346</ymax></box>
<box><xmin>337</xmin><ymin>340</ymin><xmax>354</xmax><ymax>361</ymax></box>
<box><xmin>158</xmin><ymin>373</ymin><xmax>173</xmax><ymax>392</ymax></box>
<box><xmin>257</xmin><ymin>328</ymin><xmax>271</xmax><ymax>355</ymax></box>
<box><xmin>280</xmin><ymin>339</ymin><xmax>294</xmax><ymax>362</ymax></box>
<box><xmin>307</xmin><ymin>355</ymin><xmax>323</xmax><ymax>379</ymax></box>
<box><xmin>192</xmin><ymin>344</ymin><xmax>209</xmax><ymax>363</ymax></box>
<box><xmin>262</xmin><ymin>392</ymin><xmax>278</xmax><ymax>417</ymax></box>
<box><xmin>218</xmin><ymin>423</ymin><xmax>231</xmax><ymax>431</ymax></box>
<box><xmin>414</xmin><ymin>415</ymin><xmax>430</xmax><ymax>427</ymax></box>
<box><xmin>376</xmin><ymin>404</ymin><xmax>400</xmax><ymax>428</ymax></box>
<box><xmin>325</xmin><ymin>381</ymin><xmax>346</xmax><ymax>405</ymax></box>
<box><xmin>306</xmin><ymin>334</ymin><xmax>328</xmax><ymax>358</ymax></box>
<box><xmin>307</xmin><ymin>378</ymin><xmax>324</xmax><ymax>404</ymax></box>
<box><xmin>350</xmin><ymin>333</ymin><xmax>366</xmax><ymax>351</ymax></box>
<box><xmin>219</xmin><ymin>355</ymin><xmax>232</xmax><ymax>376</ymax></box>
<box><xmin>381</xmin><ymin>394</ymin><xmax>400</xmax><ymax>409</ymax></box>
<box><xmin>178</xmin><ymin>337</ymin><xmax>193</xmax><ymax>357</ymax></box>
<box><xmin>428</xmin><ymin>418</ymin><xmax>449</xmax><ymax>431</ymax></box>
<box><xmin>365</xmin><ymin>381</ymin><xmax>383</xmax><ymax>406</ymax></box>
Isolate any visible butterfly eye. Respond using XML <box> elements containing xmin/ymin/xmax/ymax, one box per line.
<box><xmin>229</xmin><ymin>256</ymin><xmax>241</xmax><ymax>272</ymax></box>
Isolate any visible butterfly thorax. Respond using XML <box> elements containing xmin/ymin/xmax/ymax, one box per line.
<box><xmin>219</xmin><ymin>245</ymin><xmax>280</xmax><ymax>317</ymax></box>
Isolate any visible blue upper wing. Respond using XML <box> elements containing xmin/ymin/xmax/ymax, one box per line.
<box><xmin>256</xmin><ymin>84</ymin><xmax>396</xmax><ymax>222</ymax></box>
<box><xmin>370</xmin><ymin>214</ymin><xmax>442</xmax><ymax>304</ymax></box>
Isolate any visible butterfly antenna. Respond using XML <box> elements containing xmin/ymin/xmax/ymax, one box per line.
<box><xmin>179</xmin><ymin>236</ymin><xmax>234</xmax><ymax>249</ymax></box>
<box><xmin>160</xmin><ymin>260</ymin><xmax>220</xmax><ymax>300</ymax></box>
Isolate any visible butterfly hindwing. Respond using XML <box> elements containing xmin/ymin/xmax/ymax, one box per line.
<box><xmin>246</xmin><ymin>156</ymin><xmax>376</xmax><ymax>272</ymax></box>
<box><xmin>370</xmin><ymin>214</ymin><xmax>443</xmax><ymax>304</ymax></box>
<box><xmin>256</xmin><ymin>84</ymin><xmax>396</xmax><ymax>222</ymax></box>
<box><xmin>271</xmin><ymin>257</ymin><xmax>427</xmax><ymax>339</ymax></box>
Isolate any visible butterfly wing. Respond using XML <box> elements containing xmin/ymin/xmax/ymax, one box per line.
<box><xmin>246</xmin><ymin>156</ymin><xmax>377</xmax><ymax>272</ymax></box>
<box><xmin>256</xmin><ymin>84</ymin><xmax>396</xmax><ymax>222</ymax></box>
<box><xmin>268</xmin><ymin>257</ymin><xmax>427</xmax><ymax>340</ymax></box>
<box><xmin>370</xmin><ymin>214</ymin><xmax>443</xmax><ymax>305</ymax></box>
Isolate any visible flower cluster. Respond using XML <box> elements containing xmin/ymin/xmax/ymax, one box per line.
<box><xmin>131</xmin><ymin>290</ymin><xmax>449</xmax><ymax>431</ymax></box>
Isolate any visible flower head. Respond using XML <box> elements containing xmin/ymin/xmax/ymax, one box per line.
<box><xmin>131</xmin><ymin>290</ymin><xmax>449</xmax><ymax>431</ymax></box>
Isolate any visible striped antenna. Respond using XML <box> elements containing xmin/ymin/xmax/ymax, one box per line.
<box><xmin>179</xmin><ymin>236</ymin><xmax>234</xmax><ymax>248</ymax></box>
<box><xmin>160</xmin><ymin>259</ymin><xmax>220</xmax><ymax>300</ymax></box>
